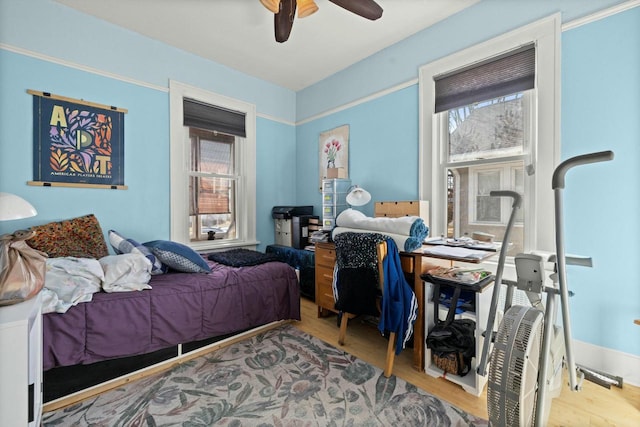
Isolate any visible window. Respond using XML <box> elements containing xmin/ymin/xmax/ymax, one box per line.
<box><xmin>188</xmin><ymin>128</ymin><xmax>237</xmax><ymax>242</ymax></box>
<box><xmin>445</xmin><ymin>91</ymin><xmax>529</xmax><ymax>252</ymax></box>
<box><xmin>419</xmin><ymin>15</ymin><xmax>560</xmax><ymax>256</ymax></box>
<box><xmin>170</xmin><ymin>81</ymin><xmax>257</xmax><ymax>250</ymax></box>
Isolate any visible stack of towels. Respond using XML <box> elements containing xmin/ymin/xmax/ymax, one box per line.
<box><xmin>332</xmin><ymin>208</ymin><xmax>429</xmax><ymax>252</ymax></box>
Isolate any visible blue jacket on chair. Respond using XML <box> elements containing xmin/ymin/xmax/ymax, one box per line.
<box><xmin>378</xmin><ymin>239</ymin><xmax>418</xmax><ymax>355</ymax></box>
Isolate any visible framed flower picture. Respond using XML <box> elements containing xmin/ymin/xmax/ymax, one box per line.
<box><xmin>319</xmin><ymin>124</ymin><xmax>349</xmax><ymax>191</ymax></box>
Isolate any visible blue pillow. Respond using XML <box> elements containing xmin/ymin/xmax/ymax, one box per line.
<box><xmin>108</xmin><ymin>230</ymin><xmax>166</xmax><ymax>275</ymax></box>
<box><xmin>143</xmin><ymin>240</ymin><xmax>211</xmax><ymax>273</ymax></box>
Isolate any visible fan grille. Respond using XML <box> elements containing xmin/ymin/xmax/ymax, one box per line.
<box><xmin>488</xmin><ymin>305</ymin><xmax>544</xmax><ymax>426</ymax></box>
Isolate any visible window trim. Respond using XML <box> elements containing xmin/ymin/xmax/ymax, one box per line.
<box><xmin>169</xmin><ymin>80</ymin><xmax>257</xmax><ymax>250</ymax></box>
<box><xmin>419</xmin><ymin>14</ymin><xmax>560</xmax><ymax>254</ymax></box>
<box><xmin>468</xmin><ymin>162</ymin><xmax>525</xmax><ymax>227</ymax></box>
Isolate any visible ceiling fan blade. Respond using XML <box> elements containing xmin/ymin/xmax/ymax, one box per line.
<box><xmin>328</xmin><ymin>0</ymin><xmax>383</xmax><ymax>20</ymax></box>
<box><xmin>275</xmin><ymin>0</ymin><xmax>296</xmax><ymax>43</ymax></box>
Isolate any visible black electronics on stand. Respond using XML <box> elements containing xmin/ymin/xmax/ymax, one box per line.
<box><xmin>271</xmin><ymin>206</ymin><xmax>318</xmax><ymax>249</ymax></box>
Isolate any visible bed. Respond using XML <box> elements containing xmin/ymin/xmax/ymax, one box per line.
<box><xmin>25</xmin><ymin>215</ymin><xmax>301</xmax><ymax>404</ymax></box>
<box><xmin>42</xmin><ymin>257</ymin><xmax>300</xmax><ymax>371</ymax></box>
<box><xmin>42</xmin><ymin>256</ymin><xmax>300</xmax><ymax>404</ymax></box>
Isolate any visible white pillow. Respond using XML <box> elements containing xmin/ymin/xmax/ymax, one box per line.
<box><xmin>99</xmin><ymin>253</ymin><xmax>152</xmax><ymax>293</ymax></box>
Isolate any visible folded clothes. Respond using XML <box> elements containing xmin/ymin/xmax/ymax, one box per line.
<box><xmin>335</xmin><ymin>208</ymin><xmax>429</xmax><ymax>242</ymax></box>
<box><xmin>332</xmin><ymin>226</ymin><xmax>424</xmax><ymax>252</ymax></box>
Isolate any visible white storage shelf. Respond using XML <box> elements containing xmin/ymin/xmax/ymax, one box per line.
<box><xmin>0</xmin><ymin>294</ymin><xmax>43</xmax><ymax>427</ymax></box>
<box><xmin>423</xmin><ymin>280</ymin><xmax>494</xmax><ymax>396</ymax></box>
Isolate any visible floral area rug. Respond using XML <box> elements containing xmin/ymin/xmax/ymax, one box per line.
<box><xmin>43</xmin><ymin>324</ymin><xmax>487</xmax><ymax>426</ymax></box>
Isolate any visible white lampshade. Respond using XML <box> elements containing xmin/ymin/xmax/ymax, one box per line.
<box><xmin>346</xmin><ymin>186</ymin><xmax>371</xmax><ymax>207</ymax></box>
<box><xmin>0</xmin><ymin>192</ymin><xmax>37</xmax><ymax>221</ymax></box>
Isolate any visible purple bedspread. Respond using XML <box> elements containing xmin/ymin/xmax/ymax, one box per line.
<box><xmin>42</xmin><ymin>259</ymin><xmax>300</xmax><ymax>371</ymax></box>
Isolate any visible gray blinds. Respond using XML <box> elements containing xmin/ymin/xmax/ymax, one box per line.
<box><xmin>434</xmin><ymin>43</ymin><xmax>535</xmax><ymax>113</ymax></box>
<box><xmin>183</xmin><ymin>98</ymin><xmax>246</xmax><ymax>137</ymax></box>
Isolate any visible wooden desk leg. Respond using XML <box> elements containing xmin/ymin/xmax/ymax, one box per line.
<box><xmin>412</xmin><ymin>253</ymin><xmax>424</xmax><ymax>372</ymax></box>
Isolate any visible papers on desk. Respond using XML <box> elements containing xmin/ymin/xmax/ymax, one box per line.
<box><xmin>424</xmin><ymin>237</ymin><xmax>499</xmax><ymax>251</ymax></box>
<box><xmin>423</xmin><ymin>245</ymin><xmax>493</xmax><ymax>261</ymax></box>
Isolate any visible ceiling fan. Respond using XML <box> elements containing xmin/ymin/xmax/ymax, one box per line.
<box><xmin>260</xmin><ymin>0</ymin><xmax>384</xmax><ymax>43</ymax></box>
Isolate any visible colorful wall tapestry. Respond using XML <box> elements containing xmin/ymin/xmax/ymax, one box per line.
<box><xmin>30</xmin><ymin>90</ymin><xmax>127</xmax><ymax>189</ymax></box>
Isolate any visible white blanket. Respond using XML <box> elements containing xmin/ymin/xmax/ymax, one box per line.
<box><xmin>42</xmin><ymin>257</ymin><xmax>104</xmax><ymax>314</ymax></box>
<box><xmin>336</xmin><ymin>208</ymin><xmax>425</xmax><ymax>237</ymax></box>
<box><xmin>99</xmin><ymin>254</ymin><xmax>152</xmax><ymax>293</ymax></box>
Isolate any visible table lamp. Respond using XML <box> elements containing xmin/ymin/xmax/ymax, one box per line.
<box><xmin>0</xmin><ymin>192</ymin><xmax>37</xmax><ymax>221</ymax></box>
<box><xmin>346</xmin><ymin>185</ymin><xmax>371</xmax><ymax>207</ymax></box>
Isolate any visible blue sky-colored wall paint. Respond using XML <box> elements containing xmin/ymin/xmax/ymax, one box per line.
<box><xmin>295</xmin><ymin>85</ymin><xmax>419</xmax><ymax>217</ymax></box>
<box><xmin>560</xmin><ymin>7</ymin><xmax>639</xmax><ymax>354</ymax></box>
<box><xmin>0</xmin><ymin>0</ymin><xmax>638</xmax><ymax>359</ymax></box>
<box><xmin>296</xmin><ymin>0</ymin><xmax>631</xmax><ymax>121</ymax></box>
<box><xmin>256</xmin><ymin>118</ymin><xmax>298</xmax><ymax>247</ymax></box>
<box><xmin>0</xmin><ymin>49</ymin><xmax>171</xmax><ymax>242</ymax></box>
<box><xmin>0</xmin><ymin>0</ymin><xmax>296</xmax><ymax>122</ymax></box>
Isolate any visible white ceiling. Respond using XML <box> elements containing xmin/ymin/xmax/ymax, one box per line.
<box><xmin>56</xmin><ymin>0</ymin><xmax>478</xmax><ymax>91</ymax></box>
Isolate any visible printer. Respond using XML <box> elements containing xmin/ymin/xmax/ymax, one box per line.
<box><xmin>271</xmin><ymin>206</ymin><xmax>316</xmax><ymax>248</ymax></box>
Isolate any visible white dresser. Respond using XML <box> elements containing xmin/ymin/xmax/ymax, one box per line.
<box><xmin>0</xmin><ymin>293</ymin><xmax>43</xmax><ymax>426</ymax></box>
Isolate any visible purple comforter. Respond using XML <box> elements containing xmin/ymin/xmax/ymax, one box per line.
<box><xmin>42</xmin><ymin>259</ymin><xmax>300</xmax><ymax>370</ymax></box>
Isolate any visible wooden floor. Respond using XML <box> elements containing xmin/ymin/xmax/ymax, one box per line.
<box><xmin>293</xmin><ymin>297</ymin><xmax>640</xmax><ymax>426</ymax></box>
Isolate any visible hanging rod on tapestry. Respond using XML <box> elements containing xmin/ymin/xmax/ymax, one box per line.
<box><xmin>26</xmin><ymin>89</ymin><xmax>128</xmax><ymax>113</ymax></box>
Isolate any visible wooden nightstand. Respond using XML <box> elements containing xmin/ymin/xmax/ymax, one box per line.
<box><xmin>314</xmin><ymin>242</ymin><xmax>337</xmax><ymax>317</ymax></box>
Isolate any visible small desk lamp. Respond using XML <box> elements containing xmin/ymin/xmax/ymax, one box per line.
<box><xmin>346</xmin><ymin>186</ymin><xmax>371</xmax><ymax>207</ymax></box>
<box><xmin>0</xmin><ymin>192</ymin><xmax>37</xmax><ymax>222</ymax></box>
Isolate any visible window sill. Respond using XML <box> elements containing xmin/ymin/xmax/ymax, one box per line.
<box><xmin>189</xmin><ymin>239</ymin><xmax>259</xmax><ymax>252</ymax></box>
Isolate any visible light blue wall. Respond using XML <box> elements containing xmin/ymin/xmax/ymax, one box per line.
<box><xmin>560</xmin><ymin>8</ymin><xmax>640</xmax><ymax>354</ymax></box>
<box><xmin>0</xmin><ymin>50</ymin><xmax>170</xmax><ymax>243</ymax></box>
<box><xmin>256</xmin><ymin>118</ymin><xmax>297</xmax><ymax>247</ymax></box>
<box><xmin>296</xmin><ymin>85</ymin><xmax>419</xmax><ymax>216</ymax></box>
<box><xmin>297</xmin><ymin>0</ymin><xmax>630</xmax><ymax>121</ymax></box>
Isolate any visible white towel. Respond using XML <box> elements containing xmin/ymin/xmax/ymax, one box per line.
<box><xmin>336</xmin><ymin>208</ymin><xmax>424</xmax><ymax>237</ymax></box>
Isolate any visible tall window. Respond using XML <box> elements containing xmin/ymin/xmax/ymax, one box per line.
<box><xmin>419</xmin><ymin>16</ymin><xmax>560</xmax><ymax>257</ymax></box>
<box><xmin>445</xmin><ymin>91</ymin><xmax>530</xmax><ymax>253</ymax></box>
<box><xmin>170</xmin><ymin>81</ymin><xmax>256</xmax><ymax>250</ymax></box>
<box><xmin>189</xmin><ymin>128</ymin><xmax>237</xmax><ymax>242</ymax></box>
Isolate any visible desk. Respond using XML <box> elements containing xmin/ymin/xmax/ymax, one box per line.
<box><xmin>419</xmin><ymin>247</ymin><xmax>497</xmax><ymax>395</ymax></box>
<box><xmin>312</xmin><ymin>243</ymin><xmax>496</xmax><ymax>373</ymax></box>
<box><xmin>408</xmin><ymin>246</ymin><xmax>497</xmax><ymax>373</ymax></box>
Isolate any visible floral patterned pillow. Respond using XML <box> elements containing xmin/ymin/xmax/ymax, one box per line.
<box><xmin>27</xmin><ymin>214</ymin><xmax>109</xmax><ymax>259</ymax></box>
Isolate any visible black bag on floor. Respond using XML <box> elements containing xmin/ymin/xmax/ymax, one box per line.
<box><xmin>426</xmin><ymin>283</ymin><xmax>476</xmax><ymax>376</ymax></box>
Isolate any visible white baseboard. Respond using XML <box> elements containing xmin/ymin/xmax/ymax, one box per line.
<box><xmin>573</xmin><ymin>339</ymin><xmax>640</xmax><ymax>387</ymax></box>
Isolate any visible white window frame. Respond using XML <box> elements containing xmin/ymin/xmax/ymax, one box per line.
<box><xmin>468</xmin><ymin>162</ymin><xmax>524</xmax><ymax>226</ymax></box>
<box><xmin>169</xmin><ymin>80</ymin><xmax>257</xmax><ymax>250</ymax></box>
<box><xmin>419</xmin><ymin>14</ymin><xmax>561</xmax><ymax>254</ymax></box>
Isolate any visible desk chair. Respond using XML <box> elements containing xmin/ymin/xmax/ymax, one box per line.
<box><xmin>336</xmin><ymin>241</ymin><xmax>398</xmax><ymax>377</ymax></box>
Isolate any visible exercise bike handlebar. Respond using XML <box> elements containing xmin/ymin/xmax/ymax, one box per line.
<box><xmin>489</xmin><ymin>190</ymin><xmax>522</xmax><ymax>208</ymax></box>
<box><xmin>552</xmin><ymin>150</ymin><xmax>614</xmax><ymax>190</ymax></box>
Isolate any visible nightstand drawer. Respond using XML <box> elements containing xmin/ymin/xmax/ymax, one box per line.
<box><xmin>316</xmin><ymin>285</ymin><xmax>336</xmax><ymax>312</ymax></box>
<box><xmin>314</xmin><ymin>242</ymin><xmax>337</xmax><ymax>316</ymax></box>
<box><xmin>315</xmin><ymin>245</ymin><xmax>336</xmax><ymax>268</ymax></box>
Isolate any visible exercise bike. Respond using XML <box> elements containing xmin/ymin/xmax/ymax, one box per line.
<box><xmin>476</xmin><ymin>150</ymin><xmax>621</xmax><ymax>426</ymax></box>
